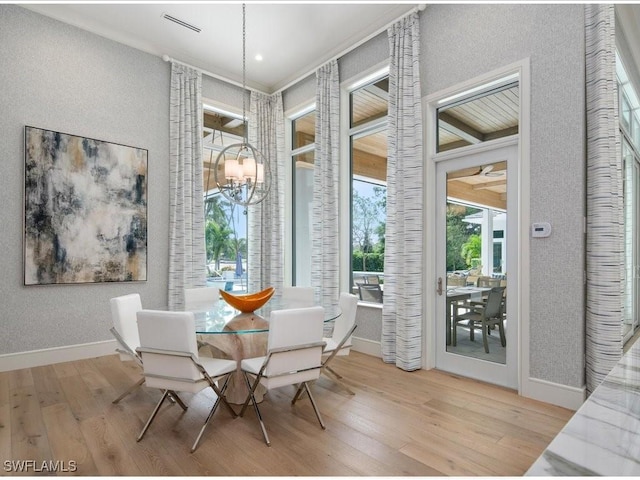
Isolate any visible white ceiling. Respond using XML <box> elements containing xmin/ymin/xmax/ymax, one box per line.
<box><xmin>23</xmin><ymin>2</ymin><xmax>417</xmax><ymax>93</ymax></box>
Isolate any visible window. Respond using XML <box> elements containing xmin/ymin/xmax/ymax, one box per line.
<box><xmin>291</xmin><ymin>107</ymin><xmax>316</xmax><ymax>286</ymax></box>
<box><xmin>349</xmin><ymin>73</ymin><xmax>388</xmax><ymax>303</ymax></box>
<box><xmin>617</xmin><ymin>51</ymin><xmax>640</xmax><ymax>344</ymax></box>
<box><xmin>202</xmin><ymin>105</ymin><xmax>248</xmax><ymax>293</ymax></box>
<box><xmin>436</xmin><ymin>79</ymin><xmax>519</xmax><ymax>153</ymax></box>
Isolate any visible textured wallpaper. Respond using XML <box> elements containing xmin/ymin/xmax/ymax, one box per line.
<box><xmin>421</xmin><ymin>4</ymin><xmax>586</xmax><ymax>388</ymax></box>
<box><xmin>0</xmin><ymin>5</ymin><xmax>170</xmax><ymax>355</ymax></box>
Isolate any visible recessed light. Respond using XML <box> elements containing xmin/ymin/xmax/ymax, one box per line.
<box><xmin>255</xmin><ymin>54</ymin><xmax>263</xmax><ymax>62</ymax></box>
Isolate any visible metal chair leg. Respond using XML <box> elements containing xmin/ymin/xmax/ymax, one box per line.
<box><xmin>190</xmin><ymin>374</ymin><xmax>235</xmax><ymax>453</ymax></box>
<box><xmin>137</xmin><ymin>390</ymin><xmax>169</xmax><ymax>442</ymax></box>
<box><xmin>211</xmin><ymin>376</ymin><xmax>237</xmax><ymax>419</ymax></box>
<box><xmin>325</xmin><ymin>365</ymin><xmax>343</xmax><ymax>379</ymax></box>
<box><xmin>498</xmin><ymin>321</ymin><xmax>507</xmax><ymax>347</ymax></box>
<box><xmin>112</xmin><ymin>377</ymin><xmax>145</xmax><ymax>404</ymax></box>
<box><xmin>322</xmin><ymin>366</ymin><xmax>355</xmax><ymax>395</ymax></box>
<box><xmin>241</xmin><ymin>372</ymin><xmax>270</xmax><ymax>446</ymax></box>
<box><xmin>304</xmin><ymin>382</ymin><xmax>326</xmax><ymax>430</ymax></box>
<box><xmin>291</xmin><ymin>383</ymin><xmax>305</xmax><ymax>404</ymax></box>
<box><xmin>168</xmin><ymin>391</ymin><xmax>188</xmax><ymax>411</ymax></box>
<box><xmin>482</xmin><ymin>321</ymin><xmax>490</xmax><ymax>353</ymax></box>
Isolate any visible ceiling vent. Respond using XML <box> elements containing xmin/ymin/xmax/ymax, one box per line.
<box><xmin>162</xmin><ymin>13</ymin><xmax>201</xmax><ymax>33</ymax></box>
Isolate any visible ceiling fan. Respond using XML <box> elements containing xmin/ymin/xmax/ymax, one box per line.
<box><xmin>479</xmin><ymin>165</ymin><xmax>504</xmax><ymax>177</ymax></box>
<box><xmin>446</xmin><ymin>161</ymin><xmax>507</xmax><ymax>181</ymax></box>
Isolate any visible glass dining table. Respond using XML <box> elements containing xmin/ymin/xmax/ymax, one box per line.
<box><xmin>185</xmin><ymin>297</ymin><xmax>340</xmax><ymax>404</ymax></box>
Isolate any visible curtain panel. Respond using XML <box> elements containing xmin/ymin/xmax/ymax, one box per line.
<box><xmin>382</xmin><ymin>12</ymin><xmax>424</xmax><ymax>371</ymax></box>
<box><xmin>247</xmin><ymin>92</ymin><xmax>285</xmax><ymax>294</ymax></box>
<box><xmin>585</xmin><ymin>4</ymin><xmax>623</xmax><ymax>394</ymax></box>
<box><xmin>168</xmin><ymin>62</ymin><xmax>206</xmax><ymax>310</ymax></box>
<box><xmin>311</xmin><ymin>59</ymin><xmax>341</xmax><ymax>324</ymax></box>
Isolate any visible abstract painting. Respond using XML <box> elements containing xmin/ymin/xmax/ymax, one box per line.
<box><xmin>24</xmin><ymin>126</ymin><xmax>148</xmax><ymax>285</ymax></box>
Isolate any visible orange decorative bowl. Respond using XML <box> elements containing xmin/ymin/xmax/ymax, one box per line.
<box><xmin>219</xmin><ymin>287</ymin><xmax>275</xmax><ymax>313</ymax></box>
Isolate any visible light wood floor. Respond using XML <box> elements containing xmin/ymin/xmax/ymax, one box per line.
<box><xmin>0</xmin><ymin>351</ymin><xmax>574</xmax><ymax>476</ymax></box>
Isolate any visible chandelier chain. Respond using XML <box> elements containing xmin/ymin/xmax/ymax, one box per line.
<box><xmin>242</xmin><ymin>3</ymin><xmax>247</xmax><ymax>144</ymax></box>
<box><xmin>212</xmin><ymin>2</ymin><xmax>271</xmax><ymax>208</ymax></box>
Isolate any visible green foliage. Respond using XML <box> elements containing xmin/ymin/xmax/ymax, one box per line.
<box><xmin>352</xmin><ymin>184</ymin><xmax>386</xmax><ymax>271</ymax></box>
<box><xmin>352</xmin><ymin>250</ymin><xmax>384</xmax><ymax>272</ymax></box>
<box><xmin>446</xmin><ymin>205</ymin><xmax>481</xmax><ymax>271</ymax></box>
<box><xmin>204</xmin><ymin>194</ymin><xmax>247</xmax><ymax>272</ymax></box>
<box><xmin>461</xmin><ymin>234</ymin><xmax>482</xmax><ymax>266</ymax></box>
<box><xmin>205</xmin><ymin>220</ymin><xmax>232</xmax><ymax>269</ymax></box>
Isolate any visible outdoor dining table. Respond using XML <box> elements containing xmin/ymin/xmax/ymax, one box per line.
<box><xmin>445</xmin><ymin>286</ymin><xmax>491</xmax><ymax>346</ymax></box>
<box><xmin>185</xmin><ymin>297</ymin><xmax>340</xmax><ymax>404</ymax></box>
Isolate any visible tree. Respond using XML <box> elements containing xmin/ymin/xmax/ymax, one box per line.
<box><xmin>205</xmin><ymin>220</ymin><xmax>232</xmax><ymax>270</ymax></box>
<box><xmin>461</xmin><ymin>234</ymin><xmax>481</xmax><ymax>267</ymax></box>
<box><xmin>446</xmin><ymin>205</ymin><xmax>480</xmax><ymax>271</ymax></box>
<box><xmin>352</xmin><ymin>186</ymin><xmax>386</xmax><ymax>271</ymax></box>
<box><xmin>204</xmin><ymin>194</ymin><xmax>248</xmax><ymax>272</ymax></box>
<box><xmin>204</xmin><ymin>195</ymin><xmax>227</xmax><ymax>225</ymax></box>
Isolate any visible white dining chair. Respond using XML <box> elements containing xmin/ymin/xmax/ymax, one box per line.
<box><xmin>239</xmin><ymin>306</ymin><xmax>326</xmax><ymax>446</ymax></box>
<box><xmin>281</xmin><ymin>286</ymin><xmax>315</xmax><ymax>307</ymax></box>
<box><xmin>109</xmin><ymin>293</ymin><xmax>145</xmax><ymax>404</ymax></box>
<box><xmin>323</xmin><ymin>292</ymin><xmax>358</xmax><ymax>393</ymax></box>
<box><xmin>184</xmin><ymin>286</ymin><xmax>220</xmax><ymax>311</ymax></box>
<box><xmin>294</xmin><ymin>292</ymin><xmax>358</xmax><ymax>398</ymax></box>
<box><xmin>136</xmin><ymin>309</ymin><xmax>238</xmax><ymax>452</ymax></box>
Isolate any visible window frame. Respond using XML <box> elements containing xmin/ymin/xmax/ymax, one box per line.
<box><xmin>617</xmin><ymin>52</ymin><xmax>640</xmax><ymax>345</ymax></box>
<box><xmin>347</xmin><ymin>70</ymin><xmax>390</xmax><ymax>303</ymax></box>
<box><xmin>201</xmin><ymin>102</ymin><xmax>249</xmax><ymax>289</ymax></box>
<box><xmin>288</xmin><ymin>103</ymin><xmax>316</xmax><ymax>287</ymax></box>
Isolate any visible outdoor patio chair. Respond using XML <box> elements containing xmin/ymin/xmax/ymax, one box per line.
<box><xmin>452</xmin><ymin>287</ymin><xmax>506</xmax><ymax>353</ymax></box>
<box><xmin>357</xmin><ymin>283</ymin><xmax>383</xmax><ymax>303</ymax></box>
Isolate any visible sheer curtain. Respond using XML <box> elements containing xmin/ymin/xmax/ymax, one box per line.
<box><xmin>247</xmin><ymin>91</ymin><xmax>285</xmax><ymax>294</ymax></box>
<box><xmin>168</xmin><ymin>62</ymin><xmax>206</xmax><ymax>310</ymax></box>
<box><xmin>381</xmin><ymin>12</ymin><xmax>424</xmax><ymax>370</ymax></box>
<box><xmin>311</xmin><ymin>60</ymin><xmax>340</xmax><ymax>321</ymax></box>
<box><xmin>584</xmin><ymin>4</ymin><xmax>623</xmax><ymax>394</ymax></box>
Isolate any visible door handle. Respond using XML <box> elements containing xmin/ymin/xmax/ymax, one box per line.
<box><xmin>437</xmin><ymin>277</ymin><xmax>443</xmax><ymax>296</ymax></box>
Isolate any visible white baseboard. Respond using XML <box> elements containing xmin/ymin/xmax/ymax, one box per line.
<box><xmin>0</xmin><ymin>339</ymin><xmax>117</xmax><ymax>372</ymax></box>
<box><xmin>352</xmin><ymin>336</ymin><xmax>381</xmax><ymax>358</ymax></box>
<box><xmin>521</xmin><ymin>376</ymin><xmax>585</xmax><ymax>410</ymax></box>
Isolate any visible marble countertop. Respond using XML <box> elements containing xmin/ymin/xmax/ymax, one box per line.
<box><xmin>526</xmin><ymin>338</ymin><xmax>640</xmax><ymax>476</ymax></box>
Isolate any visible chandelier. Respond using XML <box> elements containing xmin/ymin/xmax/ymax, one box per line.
<box><xmin>213</xmin><ymin>4</ymin><xmax>271</xmax><ymax>207</ymax></box>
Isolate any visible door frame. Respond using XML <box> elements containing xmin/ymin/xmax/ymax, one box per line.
<box><xmin>422</xmin><ymin>59</ymin><xmax>531</xmax><ymax>395</ymax></box>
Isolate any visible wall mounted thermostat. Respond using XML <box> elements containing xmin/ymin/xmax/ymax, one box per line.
<box><xmin>531</xmin><ymin>222</ymin><xmax>551</xmax><ymax>238</ymax></box>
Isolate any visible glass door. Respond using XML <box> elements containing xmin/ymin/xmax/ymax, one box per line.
<box><xmin>623</xmin><ymin>138</ymin><xmax>639</xmax><ymax>343</ymax></box>
<box><xmin>435</xmin><ymin>143</ymin><xmax>518</xmax><ymax>388</ymax></box>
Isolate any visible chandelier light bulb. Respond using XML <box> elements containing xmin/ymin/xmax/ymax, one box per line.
<box><xmin>243</xmin><ymin>157</ymin><xmax>256</xmax><ymax>181</ymax></box>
